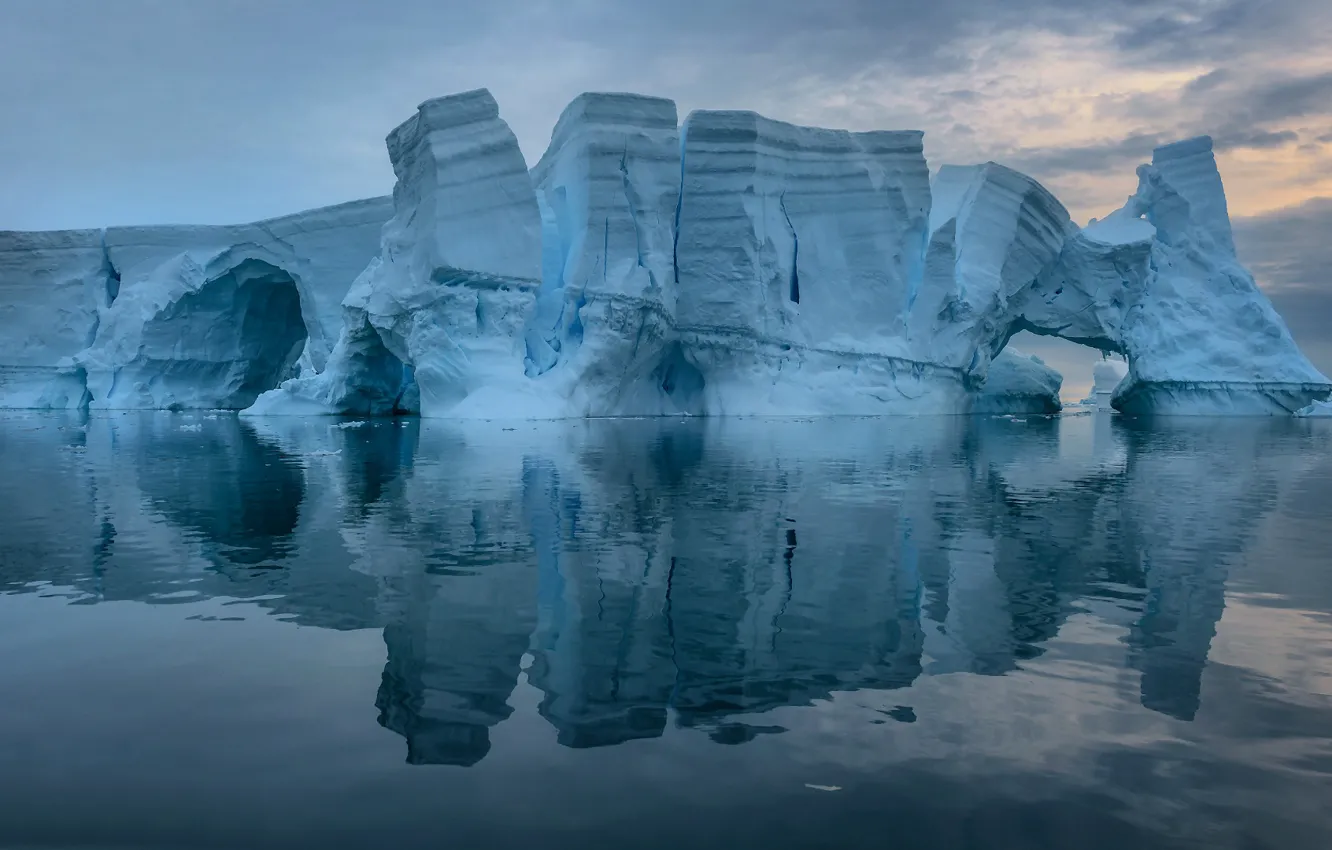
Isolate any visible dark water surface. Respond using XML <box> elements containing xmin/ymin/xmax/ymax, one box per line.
<box><xmin>1</xmin><ymin>412</ymin><xmax>1330</xmax><ymax>849</ymax></box>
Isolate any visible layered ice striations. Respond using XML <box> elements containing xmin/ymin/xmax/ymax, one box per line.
<box><xmin>1</xmin><ymin>90</ymin><xmax>1326</xmax><ymax>417</ymax></box>
<box><xmin>524</xmin><ymin>93</ymin><xmax>684</xmax><ymax>415</ymax></box>
<box><xmin>909</xmin><ymin>163</ymin><xmax>1075</xmax><ymax>385</ymax></box>
<box><xmin>673</xmin><ymin>111</ymin><xmax>941</xmax><ymax>414</ymax></box>
<box><xmin>0</xmin><ymin>229</ymin><xmax>105</xmax><ymax>409</ymax></box>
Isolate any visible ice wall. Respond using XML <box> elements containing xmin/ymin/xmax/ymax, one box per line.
<box><xmin>0</xmin><ymin>198</ymin><xmax>391</xmax><ymax>410</ymax></box>
<box><xmin>672</xmin><ymin>110</ymin><xmax>948</xmax><ymax>414</ymax></box>
<box><xmin>525</xmin><ymin>93</ymin><xmax>684</xmax><ymax>415</ymax></box>
<box><xmin>0</xmin><ymin>229</ymin><xmax>105</xmax><ymax>408</ymax></box>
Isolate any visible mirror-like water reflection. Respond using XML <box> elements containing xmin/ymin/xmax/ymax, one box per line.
<box><xmin>1</xmin><ymin>412</ymin><xmax>1330</xmax><ymax>848</ymax></box>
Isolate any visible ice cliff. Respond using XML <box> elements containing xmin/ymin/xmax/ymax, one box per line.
<box><xmin>2</xmin><ymin>89</ymin><xmax>1327</xmax><ymax>417</ymax></box>
<box><xmin>523</xmin><ymin>93</ymin><xmax>683</xmax><ymax>415</ymax></box>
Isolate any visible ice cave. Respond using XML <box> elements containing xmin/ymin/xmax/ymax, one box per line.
<box><xmin>1</xmin><ymin>88</ymin><xmax>1328</xmax><ymax>417</ymax></box>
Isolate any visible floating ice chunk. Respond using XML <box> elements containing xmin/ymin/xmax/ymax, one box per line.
<box><xmin>1295</xmin><ymin>399</ymin><xmax>1332</xmax><ymax>417</ymax></box>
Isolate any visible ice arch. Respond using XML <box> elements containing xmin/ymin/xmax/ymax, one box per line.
<box><xmin>77</xmin><ymin>252</ymin><xmax>315</xmax><ymax>410</ymax></box>
<box><xmin>916</xmin><ymin>138</ymin><xmax>1331</xmax><ymax>415</ymax></box>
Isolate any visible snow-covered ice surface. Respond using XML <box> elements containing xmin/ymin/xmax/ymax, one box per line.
<box><xmin>2</xmin><ymin>89</ymin><xmax>1327</xmax><ymax>418</ymax></box>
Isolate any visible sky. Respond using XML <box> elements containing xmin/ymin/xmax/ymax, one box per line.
<box><xmin>3</xmin><ymin>0</ymin><xmax>1331</xmax><ymax>399</ymax></box>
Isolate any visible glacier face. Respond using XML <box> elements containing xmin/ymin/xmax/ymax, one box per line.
<box><xmin>2</xmin><ymin>89</ymin><xmax>1328</xmax><ymax>418</ymax></box>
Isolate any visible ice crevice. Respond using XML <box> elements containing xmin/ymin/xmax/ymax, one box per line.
<box><xmin>778</xmin><ymin>192</ymin><xmax>800</xmax><ymax>305</ymax></box>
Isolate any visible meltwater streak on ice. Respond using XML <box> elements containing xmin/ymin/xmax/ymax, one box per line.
<box><xmin>2</xmin><ymin>90</ymin><xmax>1328</xmax><ymax>418</ymax></box>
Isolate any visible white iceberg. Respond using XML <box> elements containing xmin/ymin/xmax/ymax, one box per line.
<box><xmin>1</xmin><ymin>89</ymin><xmax>1326</xmax><ymax>418</ymax></box>
<box><xmin>1080</xmin><ymin>358</ymin><xmax>1130</xmax><ymax>410</ymax></box>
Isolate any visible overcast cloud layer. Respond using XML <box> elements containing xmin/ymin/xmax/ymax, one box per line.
<box><xmin>3</xmin><ymin>0</ymin><xmax>1330</xmax><ymax>394</ymax></box>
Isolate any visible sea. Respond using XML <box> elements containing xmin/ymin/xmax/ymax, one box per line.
<box><xmin>1</xmin><ymin>410</ymin><xmax>1330</xmax><ymax>849</ymax></box>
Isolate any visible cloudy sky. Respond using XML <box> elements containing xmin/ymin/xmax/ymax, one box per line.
<box><xmin>3</xmin><ymin>0</ymin><xmax>1330</xmax><ymax>397</ymax></box>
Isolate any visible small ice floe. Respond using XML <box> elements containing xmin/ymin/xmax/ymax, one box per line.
<box><xmin>305</xmin><ymin>449</ymin><xmax>342</xmax><ymax>457</ymax></box>
<box><xmin>179</xmin><ymin>423</ymin><xmax>202</xmax><ymax>432</ymax></box>
<box><xmin>805</xmin><ymin>784</ymin><xmax>842</xmax><ymax>792</ymax></box>
<box><xmin>334</xmin><ymin>420</ymin><xmax>367</xmax><ymax>430</ymax></box>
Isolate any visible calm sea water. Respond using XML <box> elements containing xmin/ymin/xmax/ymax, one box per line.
<box><xmin>1</xmin><ymin>411</ymin><xmax>1330</xmax><ymax>849</ymax></box>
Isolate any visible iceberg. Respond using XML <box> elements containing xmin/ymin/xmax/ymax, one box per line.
<box><xmin>973</xmin><ymin>349</ymin><xmax>1063</xmax><ymax>415</ymax></box>
<box><xmin>1</xmin><ymin>89</ymin><xmax>1326</xmax><ymax>417</ymax></box>
<box><xmin>1016</xmin><ymin>138</ymin><xmax>1330</xmax><ymax>414</ymax></box>
<box><xmin>1085</xmin><ymin>359</ymin><xmax>1130</xmax><ymax>410</ymax></box>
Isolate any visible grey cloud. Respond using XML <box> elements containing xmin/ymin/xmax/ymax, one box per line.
<box><xmin>1241</xmin><ymin>72</ymin><xmax>1332</xmax><ymax>125</ymax></box>
<box><xmin>1212</xmin><ymin>129</ymin><xmax>1299</xmax><ymax>151</ymax></box>
<box><xmin>1</xmin><ymin>0</ymin><xmax>1329</xmax><ymax>229</ymax></box>
<box><xmin>1114</xmin><ymin>0</ymin><xmax>1260</xmax><ymax>57</ymax></box>
<box><xmin>1001</xmin><ymin>133</ymin><xmax>1164</xmax><ymax>178</ymax></box>
<box><xmin>1012</xmin><ymin>64</ymin><xmax>1331</xmax><ymax>191</ymax></box>
<box><xmin>1234</xmin><ymin>199</ymin><xmax>1332</xmax><ymax>376</ymax></box>
<box><xmin>1183</xmin><ymin>68</ymin><xmax>1234</xmax><ymax>95</ymax></box>
<box><xmin>1234</xmin><ymin>198</ymin><xmax>1332</xmax><ymax>293</ymax></box>
<box><xmin>1111</xmin><ymin>0</ymin><xmax>1332</xmax><ymax>64</ymax></box>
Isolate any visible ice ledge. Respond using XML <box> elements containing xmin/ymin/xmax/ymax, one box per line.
<box><xmin>1114</xmin><ymin>381</ymin><xmax>1332</xmax><ymax>416</ymax></box>
<box><xmin>1151</xmin><ymin>135</ymin><xmax>1216</xmax><ymax>162</ymax></box>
